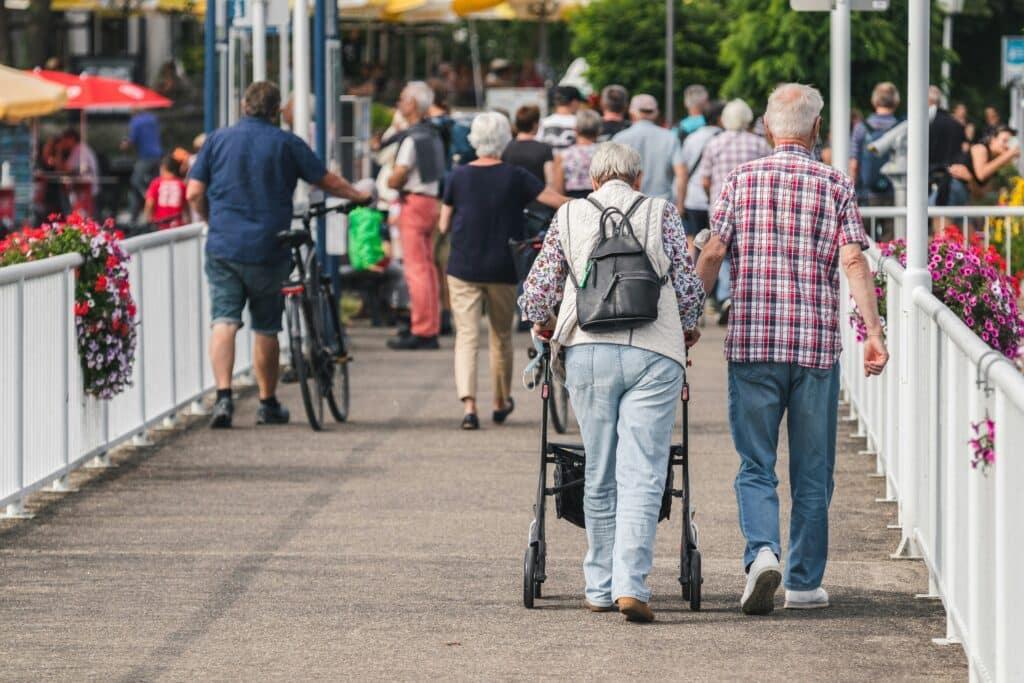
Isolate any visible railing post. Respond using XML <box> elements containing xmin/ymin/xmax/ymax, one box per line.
<box><xmin>164</xmin><ymin>244</ymin><xmax>178</xmax><ymax>428</ymax></box>
<box><xmin>133</xmin><ymin>250</ymin><xmax>152</xmax><ymax>446</ymax></box>
<box><xmin>50</xmin><ymin>267</ymin><xmax>77</xmax><ymax>493</ymax></box>
<box><xmin>4</xmin><ymin>279</ymin><xmax>33</xmax><ymax>519</ymax></box>
<box><xmin>191</xmin><ymin>236</ymin><xmax>209</xmax><ymax>416</ymax></box>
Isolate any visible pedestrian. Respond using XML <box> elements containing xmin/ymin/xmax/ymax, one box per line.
<box><xmin>503</xmin><ymin>105</ymin><xmax>555</xmax><ymax>187</ymax></box>
<box><xmin>143</xmin><ymin>154</ymin><xmax>189</xmax><ymax>229</ymax></box>
<box><xmin>537</xmin><ymin>85</ymin><xmax>582</xmax><ymax>150</ymax></box>
<box><xmin>612</xmin><ymin>94</ymin><xmax>685</xmax><ymax>208</ymax></box>
<box><xmin>697</xmin><ymin>98</ymin><xmax>772</xmax><ymax>323</ymax></box>
<box><xmin>439</xmin><ymin>112</ymin><xmax>567</xmax><ymax>430</ymax></box>
<box><xmin>982</xmin><ymin>105</ymin><xmax>1002</xmax><ymax>140</ymax></box>
<box><xmin>122</xmin><ymin>107</ymin><xmax>163</xmax><ymax>223</ymax></box>
<box><xmin>553</xmin><ymin>109</ymin><xmax>601</xmax><ymax>199</ymax></box>
<box><xmin>59</xmin><ymin>128</ymin><xmax>100</xmax><ymax>214</ymax></box>
<box><xmin>678</xmin><ymin>100</ymin><xmax>725</xmax><ymax>255</ymax></box>
<box><xmin>677</xmin><ymin>84</ymin><xmax>709</xmax><ymax>140</ymax></box>
<box><xmin>967</xmin><ymin>125</ymin><xmax>1020</xmax><ymax>202</ymax></box>
<box><xmin>849</xmin><ymin>82</ymin><xmax>901</xmax><ymax>205</ymax></box>
<box><xmin>928</xmin><ymin>85</ymin><xmax>970</xmax><ymax>208</ymax></box>
<box><xmin>696</xmin><ymin>83</ymin><xmax>889</xmax><ymax>616</ymax></box>
<box><xmin>386</xmin><ymin>80</ymin><xmax>448</xmax><ymax>351</ymax></box>
<box><xmin>520</xmin><ymin>142</ymin><xmax>705</xmax><ymax>622</ymax></box>
<box><xmin>597</xmin><ymin>85</ymin><xmax>630</xmax><ymax>142</ymax></box>
<box><xmin>186</xmin><ymin>81</ymin><xmax>372</xmax><ymax>429</ymax></box>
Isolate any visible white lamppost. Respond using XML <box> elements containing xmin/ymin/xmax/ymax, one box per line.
<box><xmin>938</xmin><ymin>0</ymin><xmax>965</xmax><ymax>90</ymax></box>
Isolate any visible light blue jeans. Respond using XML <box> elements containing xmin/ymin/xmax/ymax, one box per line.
<box><xmin>564</xmin><ymin>343</ymin><xmax>683</xmax><ymax>606</ymax></box>
<box><xmin>728</xmin><ymin>361</ymin><xmax>840</xmax><ymax>591</ymax></box>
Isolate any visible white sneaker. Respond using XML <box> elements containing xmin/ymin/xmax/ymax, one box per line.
<box><xmin>784</xmin><ymin>587</ymin><xmax>830</xmax><ymax>609</ymax></box>
<box><xmin>740</xmin><ymin>547</ymin><xmax>782</xmax><ymax>615</ymax></box>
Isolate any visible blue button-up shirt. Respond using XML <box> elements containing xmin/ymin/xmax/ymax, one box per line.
<box><xmin>611</xmin><ymin>119</ymin><xmax>684</xmax><ymax>201</ymax></box>
<box><xmin>189</xmin><ymin>116</ymin><xmax>328</xmax><ymax>265</ymax></box>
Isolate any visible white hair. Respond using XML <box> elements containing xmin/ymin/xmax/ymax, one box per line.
<box><xmin>468</xmin><ymin>112</ymin><xmax>512</xmax><ymax>158</ymax></box>
<box><xmin>403</xmin><ymin>80</ymin><xmax>434</xmax><ymax>115</ymax></box>
<box><xmin>928</xmin><ymin>85</ymin><xmax>946</xmax><ymax>108</ymax></box>
<box><xmin>684</xmin><ymin>84</ymin><xmax>709</xmax><ymax>111</ymax></box>
<box><xmin>764</xmin><ymin>84</ymin><xmax>823</xmax><ymax>139</ymax></box>
<box><xmin>589</xmin><ymin>142</ymin><xmax>642</xmax><ymax>186</ymax></box>
<box><xmin>721</xmin><ymin>98</ymin><xmax>754</xmax><ymax>132</ymax></box>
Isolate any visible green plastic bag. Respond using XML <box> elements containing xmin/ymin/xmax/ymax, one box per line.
<box><xmin>348</xmin><ymin>207</ymin><xmax>385</xmax><ymax>271</ymax></box>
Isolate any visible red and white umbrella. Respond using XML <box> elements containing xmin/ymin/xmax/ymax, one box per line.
<box><xmin>29</xmin><ymin>70</ymin><xmax>172</xmax><ymax>110</ymax></box>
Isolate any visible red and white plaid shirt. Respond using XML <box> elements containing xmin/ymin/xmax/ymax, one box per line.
<box><xmin>710</xmin><ymin>143</ymin><xmax>869</xmax><ymax>369</ymax></box>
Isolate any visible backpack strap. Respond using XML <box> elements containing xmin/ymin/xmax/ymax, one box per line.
<box><xmin>563</xmin><ymin>202</ymin><xmax>582</xmax><ymax>289</ymax></box>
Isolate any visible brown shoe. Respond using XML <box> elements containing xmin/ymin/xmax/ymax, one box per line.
<box><xmin>584</xmin><ymin>600</ymin><xmax>615</xmax><ymax>613</ymax></box>
<box><xmin>617</xmin><ymin>597</ymin><xmax>655</xmax><ymax>623</ymax></box>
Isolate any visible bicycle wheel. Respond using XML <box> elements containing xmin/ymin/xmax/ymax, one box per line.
<box><xmin>287</xmin><ymin>296</ymin><xmax>323</xmax><ymax>431</ymax></box>
<box><xmin>321</xmin><ymin>284</ymin><xmax>350</xmax><ymax>423</ymax></box>
<box><xmin>549</xmin><ymin>370</ymin><xmax>570</xmax><ymax>434</ymax></box>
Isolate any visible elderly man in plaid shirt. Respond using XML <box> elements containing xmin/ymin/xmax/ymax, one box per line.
<box><xmin>697</xmin><ymin>83</ymin><xmax>889</xmax><ymax>616</ymax></box>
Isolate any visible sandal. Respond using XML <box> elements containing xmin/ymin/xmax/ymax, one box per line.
<box><xmin>461</xmin><ymin>413</ymin><xmax>480</xmax><ymax>430</ymax></box>
<box><xmin>492</xmin><ymin>397</ymin><xmax>515</xmax><ymax>424</ymax></box>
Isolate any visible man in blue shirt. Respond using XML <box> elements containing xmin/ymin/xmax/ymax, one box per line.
<box><xmin>612</xmin><ymin>94</ymin><xmax>685</xmax><ymax>212</ymax></box>
<box><xmin>122</xmin><ymin>109</ymin><xmax>164</xmax><ymax>223</ymax></box>
<box><xmin>186</xmin><ymin>81</ymin><xmax>372</xmax><ymax>428</ymax></box>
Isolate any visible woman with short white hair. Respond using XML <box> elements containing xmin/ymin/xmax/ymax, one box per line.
<box><xmin>519</xmin><ymin>142</ymin><xmax>706</xmax><ymax>622</ymax></box>
<box><xmin>439</xmin><ymin>112</ymin><xmax>568</xmax><ymax>430</ymax></box>
<box><xmin>720</xmin><ymin>98</ymin><xmax>755</xmax><ymax>132</ymax></box>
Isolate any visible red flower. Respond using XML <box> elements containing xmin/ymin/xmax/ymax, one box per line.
<box><xmin>113</xmin><ymin>230</ymin><xmax>125</xmax><ymax>241</ymax></box>
<box><xmin>127</xmin><ymin>302</ymin><xmax>137</xmax><ymax>317</ymax></box>
<box><xmin>73</xmin><ymin>300</ymin><xmax>90</xmax><ymax>317</ymax></box>
<box><xmin>106</xmin><ymin>255</ymin><xmax>119</xmax><ymax>270</ymax></box>
<box><xmin>94</xmin><ymin>274</ymin><xmax>108</xmax><ymax>291</ymax></box>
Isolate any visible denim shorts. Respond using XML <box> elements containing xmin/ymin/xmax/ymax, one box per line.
<box><xmin>204</xmin><ymin>255</ymin><xmax>293</xmax><ymax>335</ymax></box>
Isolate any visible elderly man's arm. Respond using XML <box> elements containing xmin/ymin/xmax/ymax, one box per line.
<box><xmin>673</xmin><ymin>163</ymin><xmax>687</xmax><ymax>214</ymax></box>
<box><xmin>661</xmin><ymin>204</ymin><xmax>706</xmax><ymax>341</ymax></box>
<box><xmin>518</xmin><ymin>213</ymin><xmax>568</xmax><ymax>330</ymax></box>
<box><xmin>841</xmin><ymin>243</ymin><xmax>890</xmax><ymax>376</ymax></box>
<box><xmin>388</xmin><ymin>164</ymin><xmax>411</xmax><ymax>191</ymax></box>
<box><xmin>696</xmin><ymin>235</ymin><xmax>727</xmax><ymax>295</ymax></box>
<box><xmin>185</xmin><ymin>179</ymin><xmax>208</xmax><ymax>222</ymax></box>
<box><xmin>318</xmin><ymin>172</ymin><xmax>373</xmax><ymax>204</ymax></box>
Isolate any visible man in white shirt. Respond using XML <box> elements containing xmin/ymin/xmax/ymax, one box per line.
<box><xmin>678</xmin><ymin>100</ymin><xmax>724</xmax><ymax>255</ymax></box>
<box><xmin>537</xmin><ymin>86</ymin><xmax>582</xmax><ymax>150</ymax></box>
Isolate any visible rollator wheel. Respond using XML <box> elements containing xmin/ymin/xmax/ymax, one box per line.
<box><xmin>689</xmin><ymin>549</ymin><xmax>702</xmax><ymax>611</ymax></box>
<box><xmin>523</xmin><ymin>545</ymin><xmax>538</xmax><ymax>608</ymax></box>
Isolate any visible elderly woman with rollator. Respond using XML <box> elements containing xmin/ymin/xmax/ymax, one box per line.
<box><xmin>697</xmin><ymin>83</ymin><xmax>888</xmax><ymax>616</ymax></box>
<box><xmin>520</xmin><ymin>142</ymin><xmax>705</xmax><ymax>623</ymax></box>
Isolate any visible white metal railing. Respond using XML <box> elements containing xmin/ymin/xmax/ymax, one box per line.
<box><xmin>860</xmin><ymin>206</ymin><xmax>1018</xmax><ymax>278</ymax></box>
<box><xmin>0</xmin><ymin>223</ymin><xmax>254</xmax><ymax>517</ymax></box>
<box><xmin>840</xmin><ymin>246</ymin><xmax>1024</xmax><ymax>682</ymax></box>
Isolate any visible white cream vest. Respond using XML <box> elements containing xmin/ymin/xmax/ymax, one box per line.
<box><xmin>552</xmin><ymin>180</ymin><xmax>687</xmax><ymax>368</ymax></box>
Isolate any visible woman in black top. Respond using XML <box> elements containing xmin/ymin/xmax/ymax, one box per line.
<box><xmin>502</xmin><ymin>104</ymin><xmax>555</xmax><ymax>185</ymax></box>
<box><xmin>440</xmin><ymin>112</ymin><xmax>567</xmax><ymax>430</ymax></box>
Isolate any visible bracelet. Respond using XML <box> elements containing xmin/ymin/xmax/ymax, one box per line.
<box><xmin>867</xmin><ymin>333</ymin><xmax>885</xmax><ymax>338</ymax></box>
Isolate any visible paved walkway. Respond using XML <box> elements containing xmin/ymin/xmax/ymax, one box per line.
<box><xmin>0</xmin><ymin>325</ymin><xmax>965</xmax><ymax>680</ymax></box>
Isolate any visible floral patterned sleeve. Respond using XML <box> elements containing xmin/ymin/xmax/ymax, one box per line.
<box><xmin>661</xmin><ymin>203</ymin><xmax>706</xmax><ymax>330</ymax></box>
<box><xmin>517</xmin><ymin>213</ymin><xmax>568</xmax><ymax>324</ymax></box>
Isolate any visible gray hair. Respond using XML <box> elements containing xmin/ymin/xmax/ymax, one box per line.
<box><xmin>468</xmin><ymin>111</ymin><xmax>512</xmax><ymax>158</ymax></box>
<box><xmin>589</xmin><ymin>142</ymin><xmax>642</xmax><ymax>186</ymax></box>
<box><xmin>928</xmin><ymin>85</ymin><xmax>946</xmax><ymax>108</ymax></box>
<box><xmin>576</xmin><ymin>108</ymin><xmax>603</xmax><ymax>140</ymax></box>
<box><xmin>684</xmin><ymin>84</ymin><xmax>709</xmax><ymax>111</ymax></box>
<box><xmin>764</xmin><ymin>84</ymin><xmax>823</xmax><ymax>139</ymax></box>
<box><xmin>721</xmin><ymin>98</ymin><xmax>754</xmax><ymax>132</ymax></box>
<box><xmin>871</xmin><ymin>82</ymin><xmax>900</xmax><ymax>110</ymax></box>
<box><xmin>402</xmin><ymin>80</ymin><xmax>434</xmax><ymax>115</ymax></box>
<box><xmin>600</xmin><ymin>84</ymin><xmax>628</xmax><ymax>115</ymax></box>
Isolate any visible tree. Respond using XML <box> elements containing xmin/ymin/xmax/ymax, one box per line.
<box><xmin>569</xmin><ymin>0</ymin><xmax>725</xmax><ymax>114</ymax></box>
<box><xmin>719</xmin><ymin>0</ymin><xmax>947</xmax><ymax>120</ymax></box>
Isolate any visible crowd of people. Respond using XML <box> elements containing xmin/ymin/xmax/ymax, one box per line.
<box><xmin>186</xmin><ymin>73</ymin><xmax>896</xmax><ymax>625</ymax></box>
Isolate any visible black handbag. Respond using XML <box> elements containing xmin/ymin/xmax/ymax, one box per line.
<box><xmin>566</xmin><ymin>196</ymin><xmax>665</xmax><ymax>333</ymax></box>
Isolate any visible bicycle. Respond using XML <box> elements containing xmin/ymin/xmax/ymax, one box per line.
<box><xmin>278</xmin><ymin>201</ymin><xmax>354</xmax><ymax>431</ymax></box>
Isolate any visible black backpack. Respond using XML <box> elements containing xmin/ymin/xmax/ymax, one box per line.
<box><xmin>565</xmin><ymin>196</ymin><xmax>665</xmax><ymax>333</ymax></box>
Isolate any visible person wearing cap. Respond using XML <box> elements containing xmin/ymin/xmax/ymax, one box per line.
<box><xmin>537</xmin><ymin>86</ymin><xmax>582</xmax><ymax>150</ymax></box>
<box><xmin>611</xmin><ymin>94</ymin><xmax>685</xmax><ymax>212</ymax></box>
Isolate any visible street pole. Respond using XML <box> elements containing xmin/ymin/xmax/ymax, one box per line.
<box><xmin>279</xmin><ymin>27</ymin><xmax>290</xmax><ymax>127</ymax></box>
<box><xmin>292</xmin><ymin>0</ymin><xmax>310</xmax><ymax>144</ymax></box>
<box><xmin>829</xmin><ymin>0</ymin><xmax>850</xmax><ymax>175</ymax></box>
<box><xmin>665</xmin><ymin>0</ymin><xmax>674</xmax><ymax>125</ymax></box>
<box><xmin>252</xmin><ymin>0</ymin><xmax>266</xmax><ymax>82</ymax></box>
<box><xmin>895</xmin><ymin>0</ymin><xmax>931</xmax><ymax>560</ymax></box>
<box><xmin>941</xmin><ymin>12</ymin><xmax>953</xmax><ymax>88</ymax></box>
<box><xmin>216</xmin><ymin>0</ymin><xmax>230</xmax><ymax>128</ymax></box>
<box><xmin>203</xmin><ymin>0</ymin><xmax>217</xmax><ymax>132</ymax></box>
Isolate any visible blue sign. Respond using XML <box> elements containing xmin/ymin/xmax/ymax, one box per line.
<box><xmin>1003</xmin><ymin>36</ymin><xmax>1024</xmax><ymax>85</ymax></box>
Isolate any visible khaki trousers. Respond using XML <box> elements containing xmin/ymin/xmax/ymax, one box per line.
<box><xmin>448</xmin><ymin>276</ymin><xmax>516</xmax><ymax>404</ymax></box>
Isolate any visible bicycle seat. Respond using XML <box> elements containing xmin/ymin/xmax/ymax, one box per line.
<box><xmin>276</xmin><ymin>229</ymin><xmax>312</xmax><ymax>248</ymax></box>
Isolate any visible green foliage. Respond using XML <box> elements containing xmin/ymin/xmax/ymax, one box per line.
<box><xmin>569</xmin><ymin>0</ymin><xmax>725</xmax><ymax>109</ymax></box>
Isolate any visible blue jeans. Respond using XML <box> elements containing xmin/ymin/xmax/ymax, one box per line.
<box><xmin>728</xmin><ymin>361</ymin><xmax>840</xmax><ymax>591</ymax></box>
<box><xmin>564</xmin><ymin>344</ymin><xmax>683</xmax><ymax>605</ymax></box>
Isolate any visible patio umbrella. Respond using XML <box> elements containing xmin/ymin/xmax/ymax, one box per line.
<box><xmin>0</xmin><ymin>65</ymin><xmax>68</xmax><ymax>124</ymax></box>
<box><xmin>29</xmin><ymin>70</ymin><xmax>173</xmax><ymax>174</ymax></box>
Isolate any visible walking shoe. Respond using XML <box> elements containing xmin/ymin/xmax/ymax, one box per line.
<box><xmin>386</xmin><ymin>334</ymin><xmax>439</xmax><ymax>350</ymax></box>
<box><xmin>461</xmin><ymin>413</ymin><xmax>480</xmax><ymax>430</ymax></box>
<box><xmin>256</xmin><ymin>402</ymin><xmax>290</xmax><ymax>425</ymax></box>
<box><xmin>492</xmin><ymin>397</ymin><xmax>515</xmax><ymax>424</ymax></box>
<box><xmin>617</xmin><ymin>597</ymin><xmax>655</xmax><ymax>623</ymax></box>
<box><xmin>784</xmin><ymin>587</ymin><xmax>830</xmax><ymax>610</ymax></box>
<box><xmin>209</xmin><ymin>397</ymin><xmax>233</xmax><ymax>429</ymax></box>
<box><xmin>741</xmin><ymin>547</ymin><xmax>782</xmax><ymax>615</ymax></box>
<box><xmin>583</xmin><ymin>600</ymin><xmax>615</xmax><ymax>613</ymax></box>
<box><xmin>718</xmin><ymin>298</ymin><xmax>733</xmax><ymax>326</ymax></box>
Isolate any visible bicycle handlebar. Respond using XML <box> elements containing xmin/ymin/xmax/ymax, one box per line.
<box><xmin>292</xmin><ymin>201</ymin><xmax>361</xmax><ymax>221</ymax></box>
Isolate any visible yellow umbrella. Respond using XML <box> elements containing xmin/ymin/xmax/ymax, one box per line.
<box><xmin>454</xmin><ymin>0</ymin><xmax>584</xmax><ymax>20</ymax></box>
<box><xmin>0</xmin><ymin>65</ymin><xmax>68</xmax><ymax>123</ymax></box>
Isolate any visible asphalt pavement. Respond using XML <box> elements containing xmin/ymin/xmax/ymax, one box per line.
<box><xmin>0</xmin><ymin>324</ymin><xmax>967</xmax><ymax>681</ymax></box>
